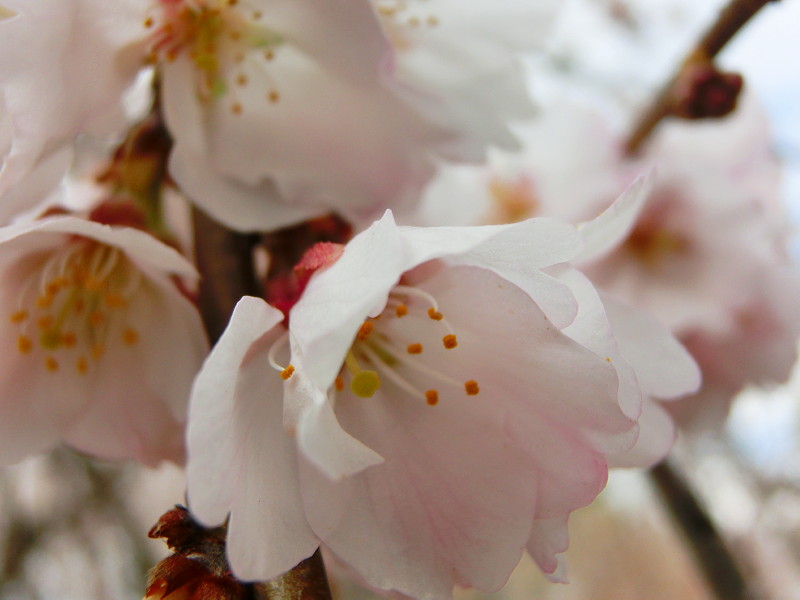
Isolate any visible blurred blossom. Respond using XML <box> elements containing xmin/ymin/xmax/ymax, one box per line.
<box><xmin>0</xmin><ymin>215</ymin><xmax>207</xmax><ymax>466</ymax></box>
<box><xmin>0</xmin><ymin>0</ymin><xmax>560</xmax><ymax>233</ymax></box>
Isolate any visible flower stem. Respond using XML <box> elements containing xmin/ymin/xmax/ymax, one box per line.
<box><xmin>650</xmin><ymin>461</ymin><xmax>752</xmax><ymax>600</ymax></box>
<box><xmin>624</xmin><ymin>0</ymin><xmax>780</xmax><ymax>155</ymax></box>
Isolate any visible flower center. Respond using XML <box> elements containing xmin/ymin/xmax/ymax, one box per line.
<box><xmin>145</xmin><ymin>0</ymin><xmax>284</xmax><ymax>111</ymax></box>
<box><xmin>272</xmin><ymin>284</ymin><xmax>480</xmax><ymax>407</ymax></box>
<box><xmin>375</xmin><ymin>0</ymin><xmax>441</xmax><ymax>52</ymax></box>
<box><xmin>486</xmin><ymin>175</ymin><xmax>539</xmax><ymax>224</ymax></box>
<box><xmin>9</xmin><ymin>239</ymin><xmax>142</xmax><ymax>375</ymax></box>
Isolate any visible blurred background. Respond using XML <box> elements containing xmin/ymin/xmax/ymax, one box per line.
<box><xmin>1</xmin><ymin>0</ymin><xmax>799</xmax><ymax>598</ymax></box>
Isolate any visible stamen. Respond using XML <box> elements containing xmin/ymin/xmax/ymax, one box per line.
<box><xmin>427</xmin><ymin>307</ymin><xmax>443</xmax><ymax>320</ymax></box>
<box><xmin>280</xmin><ymin>365</ymin><xmax>295</xmax><ymax>380</ymax></box>
<box><xmin>357</xmin><ymin>321</ymin><xmax>374</xmax><ymax>341</ymax></box>
<box><xmin>9</xmin><ymin>310</ymin><xmax>28</xmax><ymax>324</ymax></box>
<box><xmin>76</xmin><ymin>356</ymin><xmax>89</xmax><ymax>375</ymax></box>
<box><xmin>442</xmin><ymin>334</ymin><xmax>457</xmax><ymax>349</ymax></box>
<box><xmin>465</xmin><ymin>380</ymin><xmax>480</xmax><ymax>395</ymax></box>
<box><xmin>45</xmin><ymin>356</ymin><xmax>59</xmax><ymax>373</ymax></box>
<box><xmin>393</xmin><ymin>285</ymin><xmax>440</xmax><ymax>313</ymax></box>
<box><xmin>17</xmin><ymin>335</ymin><xmax>32</xmax><ymax>354</ymax></box>
<box><xmin>123</xmin><ymin>328</ymin><xmax>139</xmax><ymax>345</ymax></box>
<box><xmin>267</xmin><ymin>331</ymin><xmax>290</xmax><ymax>372</ymax></box>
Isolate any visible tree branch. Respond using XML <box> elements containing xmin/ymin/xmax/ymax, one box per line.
<box><xmin>625</xmin><ymin>0</ymin><xmax>779</xmax><ymax>155</ymax></box>
<box><xmin>651</xmin><ymin>461</ymin><xmax>754</xmax><ymax>600</ymax></box>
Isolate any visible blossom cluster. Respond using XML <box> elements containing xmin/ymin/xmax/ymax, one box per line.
<box><xmin>0</xmin><ymin>1</ymin><xmax>797</xmax><ymax>599</ymax></box>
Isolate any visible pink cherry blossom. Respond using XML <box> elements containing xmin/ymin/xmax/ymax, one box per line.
<box><xmin>186</xmin><ymin>210</ymin><xmax>699</xmax><ymax>597</ymax></box>
<box><xmin>0</xmin><ymin>216</ymin><xmax>207</xmax><ymax>466</ymax></box>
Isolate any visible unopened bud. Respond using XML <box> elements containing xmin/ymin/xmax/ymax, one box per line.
<box><xmin>670</xmin><ymin>63</ymin><xmax>743</xmax><ymax>120</ymax></box>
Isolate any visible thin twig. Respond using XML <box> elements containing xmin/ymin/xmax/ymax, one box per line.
<box><xmin>625</xmin><ymin>0</ymin><xmax>780</xmax><ymax>155</ymax></box>
<box><xmin>650</xmin><ymin>461</ymin><xmax>753</xmax><ymax>600</ymax></box>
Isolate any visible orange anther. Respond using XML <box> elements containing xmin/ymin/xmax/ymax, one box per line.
<box><xmin>280</xmin><ymin>365</ymin><xmax>295</xmax><ymax>380</ymax></box>
<box><xmin>143</xmin><ymin>16</ymin><xmax>154</xmax><ymax>28</ymax></box>
<box><xmin>36</xmin><ymin>295</ymin><xmax>53</xmax><ymax>309</ymax></box>
<box><xmin>407</xmin><ymin>343</ymin><xmax>423</xmax><ymax>354</ymax></box>
<box><xmin>231</xmin><ymin>102</ymin><xmax>243</xmax><ymax>115</ymax></box>
<box><xmin>236</xmin><ymin>74</ymin><xmax>248</xmax><ymax>86</ymax></box>
<box><xmin>10</xmin><ymin>310</ymin><xmax>28</xmax><ymax>324</ymax></box>
<box><xmin>104</xmin><ymin>293</ymin><xmax>127</xmax><ymax>308</ymax></box>
<box><xmin>268</xmin><ymin>90</ymin><xmax>280</xmax><ymax>103</ymax></box>
<box><xmin>91</xmin><ymin>343</ymin><xmax>105</xmax><ymax>361</ymax></box>
<box><xmin>427</xmin><ymin>308</ymin><xmax>443</xmax><ymax>321</ymax></box>
<box><xmin>464</xmin><ymin>380</ymin><xmax>480</xmax><ymax>396</ymax></box>
<box><xmin>425</xmin><ymin>390</ymin><xmax>439</xmax><ymax>406</ymax></box>
<box><xmin>76</xmin><ymin>356</ymin><xmax>89</xmax><ymax>375</ymax></box>
<box><xmin>62</xmin><ymin>332</ymin><xmax>77</xmax><ymax>348</ymax></box>
<box><xmin>90</xmin><ymin>311</ymin><xmax>106</xmax><ymax>326</ymax></box>
<box><xmin>357</xmin><ymin>321</ymin><xmax>374</xmax><ymax>341</ymax></box>
<box><xmin>45</xmin><ymin>356</ymin><xmax>59</xmax><ymax>372</ymax></box>
<box><xmin>395</xmin><ymin>304</ymin><xmax>408</xmax><ymax>317</ymax></box>
<box><xmin>123</xmin><ymin>328</ymin><xmax>139</xmax><ymax>345</ymax></box>
<box><xmin>442</xmin><ymin>334</ymin><xmax>457</xmax><ymax>349</ymax></box>
<box><xmin>335</xmin><ymin>376</ymin><xmax>345</xmax><ymax>391</ymax></box>
<box><xmin>37</xmin><ymin>316</ymin><xmax>54</xmax><ymax>329</ymax></box>
<box><xmin>17</xmin><ymin>335</ymin><xmax>32</xmax><ymax>354</ymax></box>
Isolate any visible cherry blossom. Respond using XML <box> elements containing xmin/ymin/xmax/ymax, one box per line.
<box><xmin>0</xmin><ymin>0</ymin><xmax>145</xmax><ymax>220</ymax></box>
<box><xmin>0</xmin><ymin>216</ymin><xmax>207</xmax><ymax>466</ymax></box>
<box><xmin>185</xmin><ymin>209</ymin><xmax>702</xmax><ymax>597</ymax></box>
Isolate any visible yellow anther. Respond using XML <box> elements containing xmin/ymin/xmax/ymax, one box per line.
<box><xmin>395</xmin><ymin>304</ymin><xmax>408</xmax><ymax>317</ymax></box>
<box><xmin>10</xmin><ymin>310</ymin><xmax>28</xmax><ymax>324</ymax></box>
<box><xmin>76</xmin><ymin>356</ymin><xmax>89</xmax><ymax>375</ymax></box>
<box><xmin>465</xmin><ymin>380</ymin><xmax>480</xmax><ymax>396</ymax></box>
<box><xmin>39</xmin><ymin>330</ymin><xmax>62</xmax><ymax>350</ymax></box>
<box><xmin>408</xmin><ymin>16</ymin><xmax>420</xmax><ymax>26</ymax></box>
<box><xmin>425</xmin><ymin>390</ymin><xmax>439</xmax><ymax>406</ymax></box>
<box><xmin>427</xmin><ymin>16</ymin><xmax>439</xmax><ymax>26</ymax></box>
<box><xmin>427</xmin><ymin>307</ymin><xmax>443</xmax><ymax>321</ymax></box>
<box><xmin>350</xmin><ymin>370</ymin><xmax>381</xmax><ymax>398</ymax></box>
<box><xmin>45</xmin><ymin>356</ymin><xmax>59</xmax><ymax>372</ymax></box>
<box><xmin>335</xmin><ymin>376</ymin><xmax>345</xmax><ymax>391</ymax></box>
<box><xmin>144</xmin><ymin>16</ymin><xmax>154</xmax><ymax>28</ymax></box>
<box><xmin>407</xmin><ymin>343</ymin><xmax>423</xmax><ymax>354</ymax></box>
<box><xmin>357</xmin><ymin>321</ymin><xmax>374</xmax><ymax>341</ymax></box>
<box><xmin>17</xmin><ymin>335</ymin><xmax>32</xmax><ymax>354</ymax></box>
<box><xmin>280</xmin><ymin>364</ymin><xmax>295</xmax><ymax>380</ymax></box>
<box><xmin>442</xmin><ymin>334</ymin><xmax>457</xmax><ymax>349</ymax></box>
<box><xmin>123</xmin><ymin>328</ymin><xmax>139</xmax><ymax>346</ymax></box>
